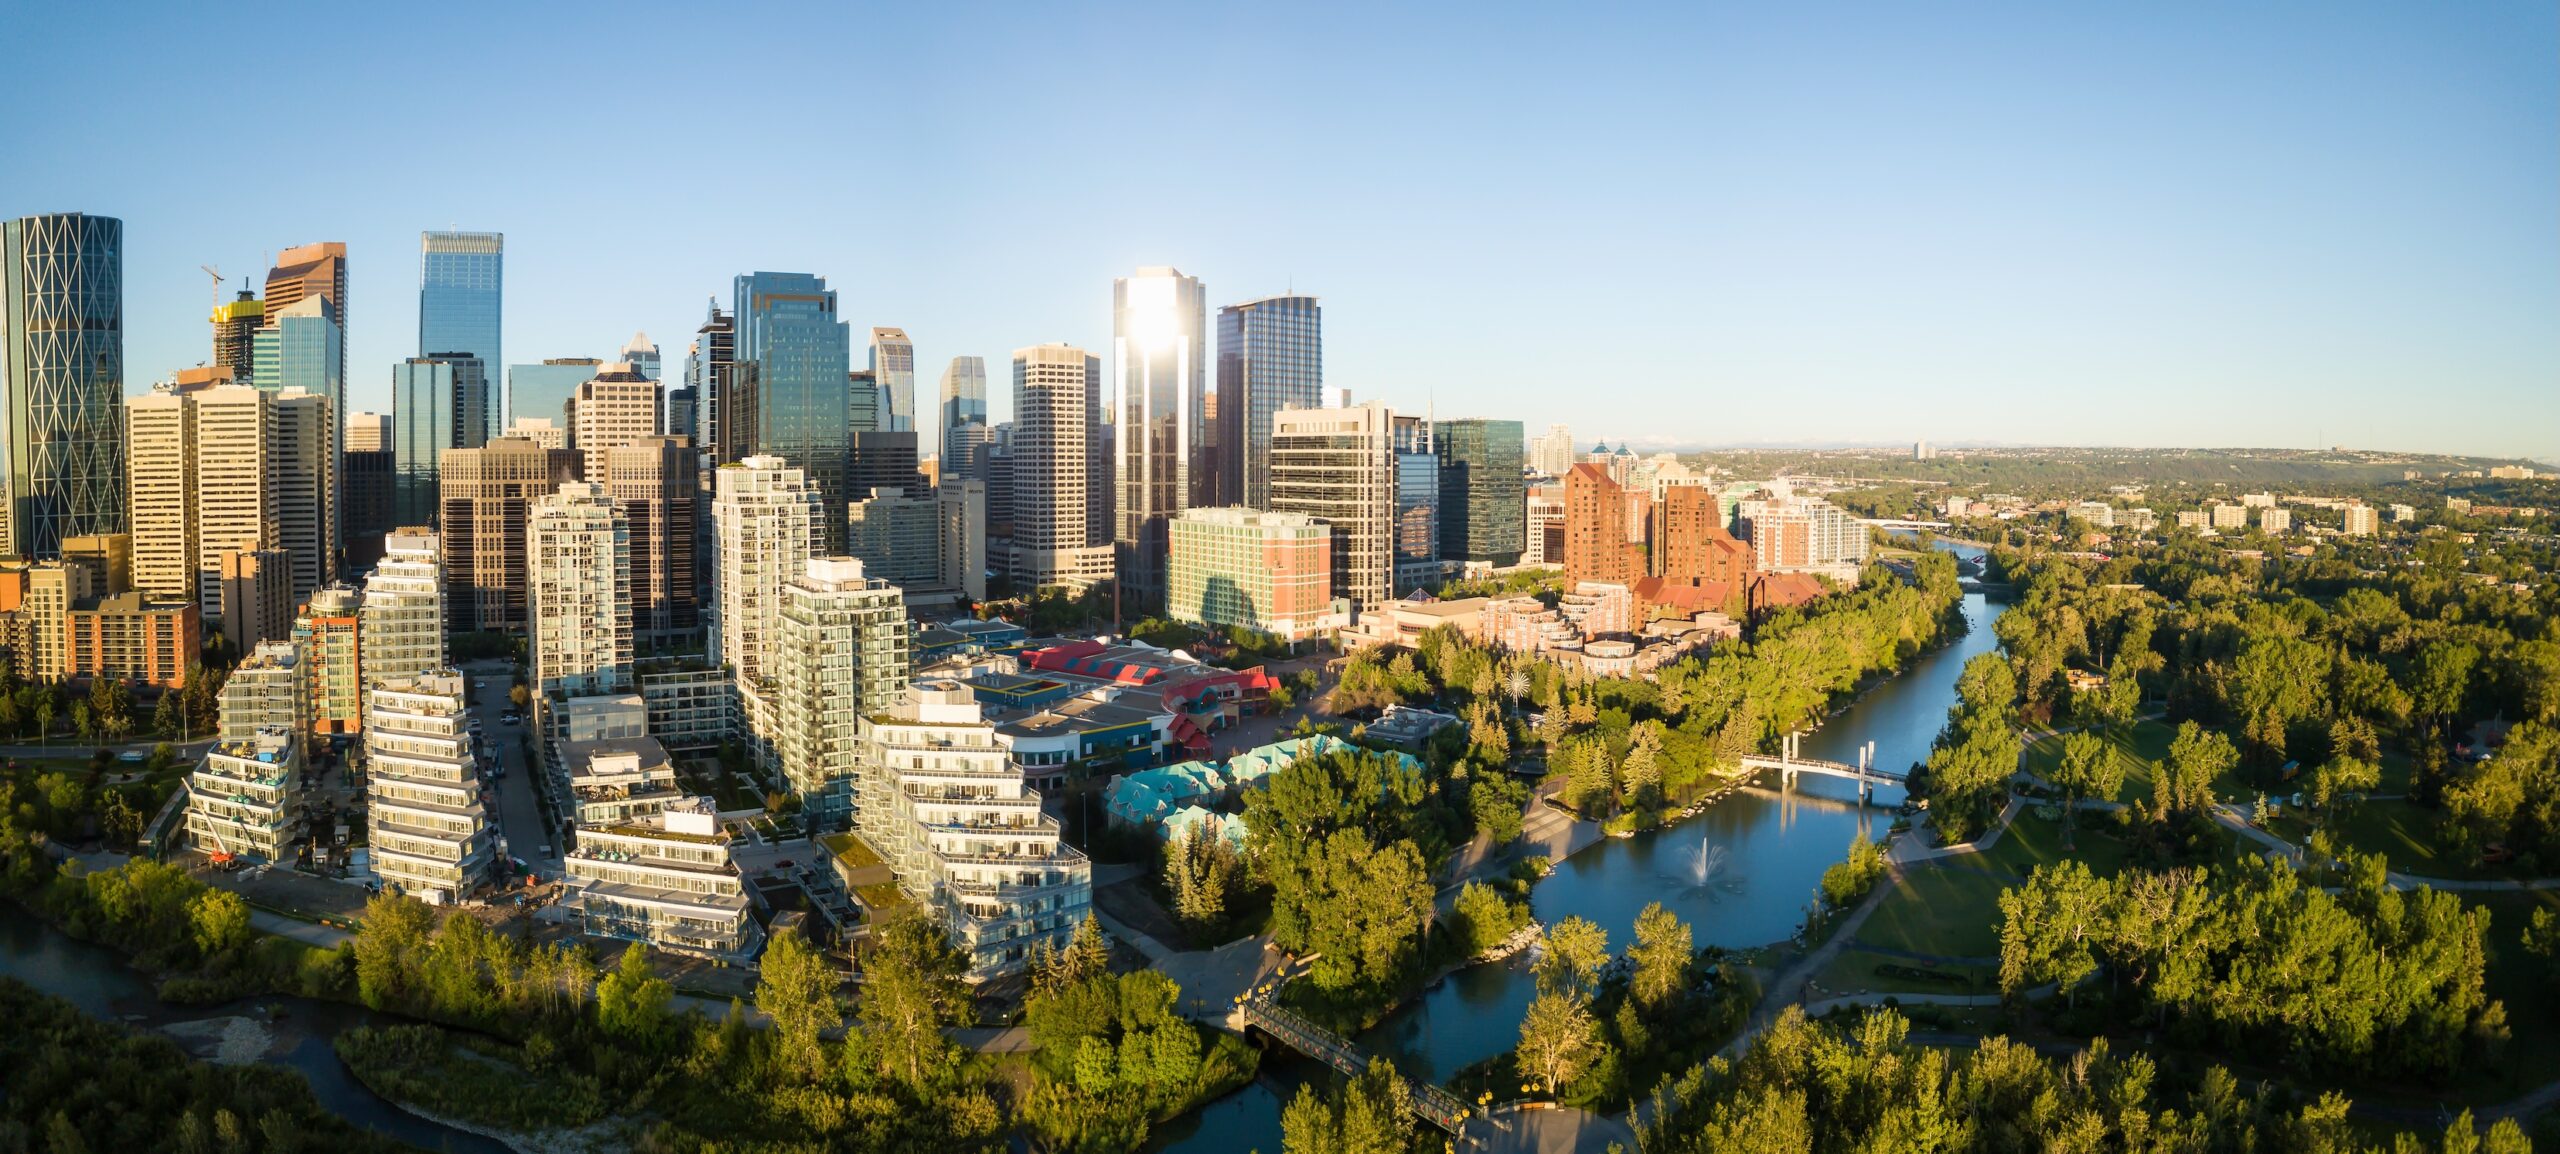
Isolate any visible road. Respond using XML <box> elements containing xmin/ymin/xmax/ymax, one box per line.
<box><xmin>459</xmin><ymin>659</ymin><xmax>561</xmax><ymax>882</ymax></box>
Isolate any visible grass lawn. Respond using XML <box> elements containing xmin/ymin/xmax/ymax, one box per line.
<box><xmin>1958</xmin><ymin>809</ymin><xmax>2136</xmax><ymax>880</ymax></box>
<box><xmin>2022</xmin><ymin>719</ymin><xmax>2176</xmax><ymax>807</ymax></box>
<box><xmin>2263</xmin><ymin>799</ymin><xmax>2533</xmax><ymax>883</ymax></box>
<box><xmin>820</xmin><ymin>832</ymin><xmax>884</xmax><ymax>869</ymax></box>
<box><xmin>855</xmin><ymin>881</ymin><xmax>906</xmax><ymax>910</ymax></box>
<box><xmin>1853</xmin><ymin>866</ymin><xmax>2010</xmax><ymax>960</ymax></box>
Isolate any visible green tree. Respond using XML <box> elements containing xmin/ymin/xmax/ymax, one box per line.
<box><xmin>352</xmin><ymin>892</ymin><xmax>437</xmax><ymax>1010</ymax></box>
<box><xmin>2153</xmin><ymin>721</ymin><xmax>2237</xmax><ymax>822</ymax></box>
<box><xmin>1626</xmin><ymin>902</ymin><xmax>1693</xmax><ymax>1009</ymax></box>
<box><xmin>1163</xmin><ymin>823</ymin><xmax>1237</xmax><ymax>938</ymax></box>
<box><xmin>2050</xmin><ymin>730</ymin><xmax>2124</xmax><ymax>842</ymax></box>
<box><xmin>1516</xmin><ymin>988</ymin><xmax>1601</xmax><ymax>1096</ymax></box>
<box><xmin>756</xmin><ymin>926</ymin><xmax>841</xmax><ymax>1082</ymax></box>
<box><xmin>1536</xmin><ymin>915</ymin><xmax>1608</xmax><ymax>996</ymax></box>
<box><xmin>1452</xmin><ymin>882</ymin><xmax>1527</xmax><ymax>955</ymax></box>
<box><xmin>860</xmin><ymin>906</ymin><xmax>971</xmax><ymax>1090</ymax></box>
<box><xmin>186</xmin><ymin>888</ymin><xmax>251</xmax><ymax>959</ymax></box>
<box><xmin>1281</xmin><ymin>1056</ymin><xmax>1416</xmax><ymax>1154</ymax></box>
<box><xmin>594</xmin><ymin>943</ymin><xmax>673</xmax><ymax>1046</ymax></box>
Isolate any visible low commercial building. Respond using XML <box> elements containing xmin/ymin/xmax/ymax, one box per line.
<box><xmin>566</xmin><ymin>796</ymin><xmax>761</xmax><ymax>961</ymax></box>
<box><xmin>364</xmin><ymin>672</ymin><xmax>495</xmax><ymax>904</ymax></box>
<box><xmin>185</xmin><ymin>728</ymin><xmax>303</xmax><ymax>864</ymax></box>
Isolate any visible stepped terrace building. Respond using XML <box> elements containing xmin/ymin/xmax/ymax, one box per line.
<box><xmin>565</xmin><ymin>737</ymin><xmax>682</xmax><ymax>827</ymax></box>
<box><xmin>565</xmin><ymin>795</ymin><xmax>760</xmax><ymax>961</ymax></box>
<box><xmin>364</xmin><ymin>672</ymin><xmax>493</xmax><ymax>903</ymax></box>
<box><xmin>185</xmin><ymin>728</ymin><xmax>303</xmax><ymax>864</ymax></box>
<box><xmin>857</xmin><ymin>680</ymin><xmax>1089</xmax><ymax>979</ymax></box>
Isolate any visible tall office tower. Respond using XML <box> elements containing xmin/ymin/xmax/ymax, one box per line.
<box><xmin>124</xmin><ymin>389</ymin><xmax>200</xmax><ymax>606</ymax></box>
<box><xmin>1269</xmin><ymin>402</ymin><xmax>1394</xmax><ymax>607</ymax></box>
<box><xmin>1215</xmin><ymin>295</ymin><xmax>1322</xmax><ymax>509</ymax></box>
<box><xmin>1389</xmin><ymin>415</ymin><xmax>1440</xmax><ymax>592</ymax></box>
<box><xmin>211</xmin><ymin>289</ymin><xmax>263</xmax><ymax>383</ymax></box>
<box><xmin>621</xmin><ymin>332</ymin><xmax>660</xmax><ymax>381</ymax></box>
<box><xmin>982</xmin><ymin>446</ymin><xmax>1014</xmax><ymax>543</ymax></box>
<box><xmin>869</xmin><ymin>327</ymin><xmax>914</xmax><ymax>433</ymax></box>
<box><xmin>506</xmin><ymin>417</ymin><xmax>566</xmax><ymax>449</ymax></box>
<box><xmin>770</xmin><ymin>557</ymin><xmax>909</xmax><ymax>826</ymax></box>
<box><xmin>273</xmin><ymin>389</ymin><xmax>338</xmax><ymax>601</ymax></box>
<box><xmin>1526</xmin><ymin>424</ymin><xmax>1571</xmax><ymax>478</ymax></box>
<box><xmin>601</xmin><ymin>437</ymin><xmax>697</xmax><ymax>646</ymax></box>
<box><xmin>418</xmin><ymin>231</ymin><xmax>503</xmax><ymax>441</ymax></box>
<box><xmin>438</xmin><ymin>437</ymin><xmax>579</xmax><ymax>633</ymax></box>
<box><xmin>1434</xmin><ymin>419</ymin><xmax>1527</xmax><ymax>568</ymax></box>
<box><xmin>252</xmin><ymin>296</ymin><xmax>343</xmax><ymax>416</ymax></box>
<box><xmin>939</xmin><ymin>355</ymin><xmax>987</xmax><ymax>464</ymax></box>
<box><xmin>347</xmin><ymin>411</ymin><xmax>391</xmax><ymax>453</ymax></box>
<box><xmin>1109</xmin><ymin>267</ymin><xmax>1206</xmax><ymax>599</ymax></box>
<box><xmin>1522</xmin><ymin>485</ymin><xmax>1566</xmax><ymax>568</ymax></box>
<box><xmin>847</xmin><ymin>482</ymin><xmax>985</xmax><ymax>608</ymax></box>
<box><xmin>944</xmin><ymin>421</ymin><xmax>995</xmax><ymax>486</ymax></box>
<box><xmin>508</xmin><ymin>358</ymin><xmax>600</xmax><ymax>434</ymax></box>
<box><xmin>366</xmin><ymin>671</ymin><xmax>493</xmax><ymax>904</ymax></box>
<box><xmin>566</xmin><ymin>361</ymin><xmax>661</xmax><ymax>479</ymax></box>
<box><xmin>262</xmin><ymin>242</ymin><xmax>346</xmax><ymax>397</ymax></box>
<box><xmin>344</xmin><ymin>433</ymin><xmax>396</xmax><ymax>572</ymax></box>
<box><xmin>2</xmin><ymin>213</ymin><xmax>126</xmax><ymax>559</ymax></box>
<box><xmin>528</xmin><ymin>483</ymin><xmax>633</xmax><ymax>709</ymax></box>
<box><xmin>361</xmin><ymin>528</ymin><xmax>444</xmax><ymax>687</ymax></box>
<box><xmin>1563</xmin><ymin>463</ymin><xmax>1645</xmax><ymax>588</ymax></box>
<box><xmin>392</xmin><ymin>355</ymin><xmax>474</xmax><ymax>525</ymax></box>
<box><xmin>1652</xmin><ymin>485</ymin><xmax>1753</xmax><ymax>588</ymax></box>
<box><xmin>846</xmin><ymin>368</ymin><xmax>881</xmax><ymax>433</ymax></box>
<box><xmin>293</xmin><ymin>586</ymin><xmax>364</xmax><ymax>734</ymax></box>
<box><xmin>687</xmin><ymin>302</ymin><xmax>742</xmax><ymax>465</ymax></box>
<box><xmin>734</xmin><ymin>272</ymin><xmax>851</xmax><ymax>549</ymax></box>
<box><xmin>188</xmin><ymin>386</ymin><xmax>278</xmax><ymax>621</ymax></box>
<box><xmin>710</xmin><ymin>456</ymin><xmax>824</xmax><ymax>699</ymax></box>
<box><xmin>1010</xmin><ymin>344</ymin><xmax>1111</xmax><ymax>590</ymax></box>
<box><xmin>662</xmin><ymin>382</ymin><xmax>697</xmax><ymax>443</ymax></box>
<box><xmin>848</xmin><ymin>431</ymin><xmax>920</xmax><ymax>501</ymax></box>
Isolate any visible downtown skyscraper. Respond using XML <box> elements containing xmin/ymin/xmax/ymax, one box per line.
<box><xmin>1</xmin><ymin>212</ymin><xmax>125</xmax><ymax>559</ymax></box>
<box><xmin>1109</xmin><ymin>266</ymin><xmax>1206</xmax><ymax>601</ymax></box>
<box><xmin>939</xmin><ymin>355</ymin><xmax>988</xmax><ymax>471</ymax></box>
<box><xmin>869</xmin><ymin>327</ymin><xmax>914</xmax><ymax>433</ymax></box>
<box><xmin>735</xmin><ymin>273</ymin><xmax>851</xmax><ymax>548</ymax></box>
<box><xmin>1216</xmin><ymin>295</ymin><xmax>1322</xmax><ymax>510</ymax></box>
<box><xmin>263</xmin><ymin>242</ymin><xmax>347</xmax><ymax>395</ymax></box>
<box><xmin>1010</xmin><ymin>344</ymin><xmax>1110</xmax><ymax>591</ymax></box>
<box><xmin>419</xmin><ymin>231</ymin><xmax>503</xmax><ymax>442</ymax></box>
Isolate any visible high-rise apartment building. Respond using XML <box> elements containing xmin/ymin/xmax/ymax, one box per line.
<box><xmin>216</xmin><ymin>547</ymin><xmax>294</xmax><ymax>654</ymax></box>
<box><xmin>2343</xmin><ymin>504</ymin><xmax>2378</xmax><ymax>536</ymax></box>
<box><xmin>1215</xmin><ymin>295</ymin><xmax>1323</xmax><ymax>509</ymax></box>
<box><xmin>438</xmin><ymin>437</ymin><xmax>579</xmax><ymax>633</ymax></box>
<box><xmin>124</xmin><ymin>386</ymin><xmax>200</xmax><ymax>606</ymax></box>
<box><xmin>211</xmin><ymin>289</ymin><xmax>263</xmax><ymax>384</ymax></box>
<box><xmin>1010</xmin><ymin>344</ymin><xmax>1111</xmax><ymax>590</ymax></box>
<box><xmin>734</xmin><ymin>272</ymin><xmax>851</xmax><ymax>549</ymax></box>
<box><xmin>565</xmin><ymin>792</ymin><xmax>759</xmax><ymax>960</ymax></box>
<box><xmin>262</xmin><ymin>242</ymin><xmax>346</xmax><ymax>398</ymax></box>
<box><xmin>857</xmin><ymin>680</ymin><xmax>1091</xmax><ymax>978</ymax></box>
<box><xmin>1651</xmin><ymin>485</ymin><xmax>1753</xmax><ymax>588</ymax></box>
<box><xmin>1166</xmin><ymin>507</ymin><xmax>1333</xmax><ymax>642</ymax></box>
<box><xmin>419</xmin><ymin>232</ymin><xmax>503</xmax><ymax>443</ymax></box>
<box><xmin>218</xmin><ymin>641</ymin><xmax>306</xmax><ymax>741</ymax></box>
<box><xmin>1390</xmin><ymin>416</ymin><xmax>1440</xmax><ymax>592</ymax></box>
<box><xmin>293</xmin><ymin>586</ymin><xmax>364</xmax><ymax>734</ymax></box>
<box><xmin>361</xmin><ymin>528</ymin><xmax>444</xmax><ymax>688</ymax></box>
<box><xmin>846</xmin><ymin>482</ymin><xmax>985</xmax><ymax>608</ymax></box>
<box><xmin>1435</xmin><ymin>419</ymin><xmax>1526</xmax><ymax>568</ymax></box>
<box><xmin>1529</xmin><ymin>424</ymin><xmax>1575</xmax><ymax>478</ymax></box>
<box><xmin>129</xmin><ymin>384</ymin><xmax>331</xmax><ymax>627</ymax></box>
<box><xmin>711</xmin><ymin>457</ymin><xmax>825</xmax><ymax>753</ymax></box>
<box><xmin>2</xmin><ymin>213</ymin><xmax>126</xmax><ymax>559</ymax></box>
<box><xmin>770</xmin><ymin>557</ymin><xmax>909</xmax><ymax>826</ymax></box>
<box><xmin>1736</xmin><ymin>491</ymin><xmax>1867</xmax><ymax>574</ymax></box>
<box><xmin>1269</xmin><ymin>402</ymin><xmax>1394</xmax><ymax>607</ymax></box>
<box><xmin>365</xmin><ymin>671</ymin><xmax>493</xmax><ymax>904</ymax></box>
<box><xmin>940</xmin><ymin>355</ymin><xmax>988</xmax><ymax>466</ymax></box>
<box><xmin>600</xmin><ymin>437</ymin><xmax>698</xmax><ymax>647</ymax></box>
<box><xmin>1564</xmin><ymin>463</ymin><xmax>1646</xmax><ymax>588</ymax></box>
<box><xmin>870</xmin><ymin>327</ymin><xmax>915</xmax><ymax>433</ymax></box>
<box><xmin>1110</xmin><ymin>267</ymin><xmax>1208</xmax><ymax>600</ymax></box>
<box><xmin>508</xmin><ymin>358</ymin><xmax>600</xmax><ymax>434</ymax></box>
<box><xmin>529</xmin><ymin>483</ymin><xmax>634</xmax><ymax>711</ymax></box>
<box><xmin>566</xmin><ymin>362</ymin><xmax>661</xmax><ymax>479</ymax></box>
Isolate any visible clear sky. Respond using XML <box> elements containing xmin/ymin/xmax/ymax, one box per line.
<box><xmin>7</xmin><ymin>1</ymin><xmax>2555</xmax><ymax>460</ymax></box>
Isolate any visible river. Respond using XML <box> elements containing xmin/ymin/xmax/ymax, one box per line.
<box><xmin>0</xmin><ymin>913</ymin><xmax>512</xmax><ymax>1153</ymax></box>
<box><xmin>1149</xmin><ymin>546</ymin><xmax>2001</xmax><ymax>1151</ymax></box>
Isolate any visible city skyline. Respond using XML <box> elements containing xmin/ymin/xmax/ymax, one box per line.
<box><xmin>3</xmin><ymin>4</ymin><xmax>2550</xmax><ymax>460</ymax></box>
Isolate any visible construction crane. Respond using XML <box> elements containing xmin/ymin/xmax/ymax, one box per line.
<box><xmin>199</xmin><ymin>264</ymin><xmax>222</xmax><ymax>317</ymax></box>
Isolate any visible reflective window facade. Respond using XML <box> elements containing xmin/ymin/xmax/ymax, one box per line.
<box><xmin>1109</xmin><ymin>267</ymin><xmax>1207</xmax><ymax>598</ymax></box>
<box><xmin>1434</xmin><ymin>419</ymin><xmax>1526</xmax><ymax>566</ymax></box>
<box><xmin>868</xmin><ymin>328</ymin><xmax>914</xmax><ymax>433</ymax></box>
<box><xmin>1</xmin><ymin>213</ymin><xmax>125</xmax><ymax>559</ymax></box>
<box><xmin>418</xmin><ymin>232</ymin><xmax>503</xmax><ymax>442</ymax></box>
<box><xmin>391</xmin><ymin>354</ymin><xmax>486</xmax><ymax>526</ymax></box>
<box><xmin>1215</xmin><ymin>295</ymin><xmax>1322</xmax><ymax>510</ymax></box>
<box><xmin>734</xmin><ymin>273</ymin><xmax>852</xmax><ymax>551</ymax></box>
<box><xmin>509</xmin><ymin>360</ymin><xmax>601</xmax><ymax>429</ymax></box>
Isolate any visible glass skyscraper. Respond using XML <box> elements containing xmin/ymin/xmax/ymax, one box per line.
<box><xmin>1</xmin><ymin>212</ymin><xmax>125</xmax><ymax>559</ymax></box>
<box><xmin>1391</xmin><ymin>414</ymin><xmax>1441</xmax><ymax>592</ymax></box>
<box><xmin>1215</xmin><ymin>295</ymin><xmax>1322</xmax><ymax>510</ymax></box>
<box><xmin>1434</xmin><ymin>418</ymin><xmax>1526</xmax><ymax>567</ymax></box>
<box><xmin>419</xmin><ymin>231</ymin><xmax>503</xmax><ymax>441</ymax></box>
<box><xmin>869</xmin><ymin>327</ymin><xmax>914</xmax><ymax>433</ymax></box>
<box><xmin>1110</xmin><ymin>266</ymin><xmax>1207</xmax><ymax>600</ymax></box>
<box><xmin>252</xmin><ymin>296</ymin><xmax>344</xmax><ymax>411</ymax></box>
<box><xmin>392</xmin><ymin>353</ymin><xmax>487</xmax><ymax>526</ymax></box>
<box><xmin>507</xmin><ymin>359</ymin><xmax>601</xmax><ymax>429</ymax></box>
<box><xmin>734</xmin><ymin>272</ymin><xmax>852</xmax><ymax>549</ymax></box>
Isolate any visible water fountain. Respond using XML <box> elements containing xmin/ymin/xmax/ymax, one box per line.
<box><xmin>1678</xmin><ymin>829</ymin><xmax>1731</xmax><ymax>889</ymax></box>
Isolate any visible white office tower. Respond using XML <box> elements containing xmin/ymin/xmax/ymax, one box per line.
<box><xmin>360</xmin><ymin>528</ymin><xmax>445</xmax><ymax>688</ymax></box>
<box><xmin>565</xmin><ymin>794</ymin><xmax>760</xmax><ymax>960</ymax></box>
<box><xmin>771</xmin><ymin>558</ymin><xmax>910</xmax><ymax>829</ymax></box>
<box><xmin>860</xmin><ymin>680</ymin><xmax>1090</xmax><ymax>979</ymax></box>
<box><xmin>218</xmin><ymin>641</ymin><xmax>306</xmax><ymax>740</ymax></box>
<box><xmin>1270</xmin><ymin>402</ymin><xmax>1397</xmax><ymax>607</ymax></box>
<box><xmin>365</xmin><ymin>672</ymin><xmax>493</xmax><ymax>903</ymax></box>
<box><xmin>566</xmin><ymin>362</ymin><xmax>663</xmax><ymax>480</ymax></box>
<box><xmin>528</xmin><ymin>483</ymin><xmax>635</xmax><ymax>708</ymax></box>
<box><xmin>711</xmin><ymin>456</ymin><xmax>826</xmax><ymax>760</ymax></box>
<box><xmin>1009</xmin><ymin>344</ymin><xmax>1112</xmax><ymax>589</ymax></box>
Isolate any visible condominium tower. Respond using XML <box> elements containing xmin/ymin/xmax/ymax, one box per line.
<box><xmin>770</xmin><ymin>557</ymin><xmax>909</xmax><ymax>827</ymax></box>
<box><xmin>711</xmin><ymin>456</ymin><xmax>825</xmax><ymax>755</ymax></box>
<box><xmin>1110</xmin><ymin>267</ymin><xmax>1207</xmax><ymax>599</ymax></box>
<box><xmin>2</xmin><ymin>212</ymin><xmax>126</xmax><ymax>559</ymax></box>
<box><xmin>361</xmin><ymin>528</ymin><xmax>445</xmax><ymax>687</ymax></box>
<box><xmin>365</xmin><ymin>671</ymin><xmax>493</xmax><ymax>904</ymax></box>
<box><xmin>528</xmin><ymin>483</ymin><xmax>634</xmax><ymax>707</ymax></box>
<box><xmin>1215</xmin><ymin>295</ymin><xmax>1323</xmax><ymax>509</ymax></box>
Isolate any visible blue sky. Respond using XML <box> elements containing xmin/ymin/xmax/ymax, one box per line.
<box><xmin>6</xmin><ymin>1</ymin><xmax>2554</xmax><ymax>459</ymax></box>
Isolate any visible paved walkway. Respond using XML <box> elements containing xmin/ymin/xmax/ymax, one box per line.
<box><xmin>1460</xmin><ymin>1106</ymin><xmax>1636</xmax><ymax>1154</ymax></box>
<box><xmin>2208</xmin><ymin>804</ymin><xmax>2560</xmax><ymax>893</ymax></box>
<box><xmin>1720</xmin><ymin>856</ymin><xmax>1905</xmax><ymax>1059</ymax></box>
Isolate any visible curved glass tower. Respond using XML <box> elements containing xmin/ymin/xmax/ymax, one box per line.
<box><xmin>1</xmin><ymin>212</ymin><xmax>125</xmax><ymax>559</ymax></box>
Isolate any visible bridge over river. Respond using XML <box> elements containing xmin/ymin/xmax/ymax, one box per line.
<box><xmin>1741</xmin><ymin>731</ymin><xmax>1906</xmax><ymax>803</ymax></box>
<box><xmin>1236</xmin><ymin>993</ymin><xmax>1484</xmax><ymax>1136</ymax></box>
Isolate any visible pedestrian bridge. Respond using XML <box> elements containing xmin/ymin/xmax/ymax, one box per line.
<box><xmin>1742</xmin><ymin>732</ymin><xmax>1905</xmax><ymax>803</ymax></box>
<box><xmin>1862</xmin><ymin>518</ymin><xmax>1952</xmax><ymax>530</ymax></box>
<box><xmin>1238</xmin><ymin>993</ymin><xmax>1478</xmax><ymax>1134</ymax></box>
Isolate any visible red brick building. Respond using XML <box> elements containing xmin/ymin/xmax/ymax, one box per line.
<box><xmin>1563</xmin><ymin>464</ymin><xmax>1645</xmax><ymax>588</ymax></box>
